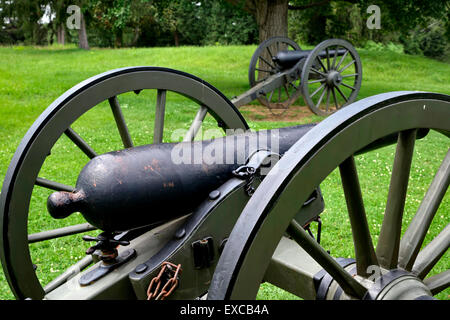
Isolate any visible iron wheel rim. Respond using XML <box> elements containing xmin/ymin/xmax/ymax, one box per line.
<box><xmin>301</xmin><ymin>39</ymin><xmax>362</xmax><ymax>116</ymax></box>
<box><xmin>0</xmin><ymin>66</ymin><xmax>249</xmax><ymax>299</ymax></box>
<box><xmin>208</xmin><ymin>91</ymin><xmax>449</xmax><ymax>300</ymax></box>
<box><xmin>248</xmin><ymin>36</ymin><xmax>302</xmax><ymax>112</ymax></box>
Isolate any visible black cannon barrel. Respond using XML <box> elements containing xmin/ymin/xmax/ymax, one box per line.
<box><xmin>47</xmin><ymin>124</ymin><xmax>315</xmax><ymax>232</ymax></box>
<box><xmin>273</xmin><ymin>49</ymin><xmax>348</xmax><ymax>70</ymax></box>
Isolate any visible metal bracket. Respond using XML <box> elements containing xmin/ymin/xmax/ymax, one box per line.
<box><xmin>232</xmin><ymin>150</ymin><xmax>280</xmax><ymax>196</ymax></box>
<box><xmin>232</xmin><ymin>165</ymin><xmax>257</xmax><ymax>196</ymax></box>
<box><xmin>313</xmin><ymin>258</ymin><xmax>356</xmax><ymax>300</ymax></box>
<box><xmin>192</xmin><ymin>237</ymin><xmax>215</xmax><ymax>269</ymax></box>
<box><xmin>79</xmin><ymin>249</ymin><xmax>136</xmax><ymax>286</ymax></box>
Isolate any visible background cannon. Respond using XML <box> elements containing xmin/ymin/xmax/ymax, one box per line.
<box><xmin>0</xmin><ymin>66</ymin><xmax>448</xmax><ymax>300</ymax></box>
<box><xmin>232</xmin><ymin>37</ymin><xmax>362</xmax><ymax>116</ymax></box>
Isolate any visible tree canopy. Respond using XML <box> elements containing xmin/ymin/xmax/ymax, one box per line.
<box><xmin>0</xmin><ymin>0</ymin><xmax>448</xmax><ymax>58</ymax></box>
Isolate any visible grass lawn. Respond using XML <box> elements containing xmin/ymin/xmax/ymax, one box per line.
<box><xmin>0</xmin><ymin>44</ymin><xmax>448</xmax><ymax>300</ymax></box>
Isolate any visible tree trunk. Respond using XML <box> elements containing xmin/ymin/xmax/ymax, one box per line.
<box><xmin>114</xmin><ymin>30</ymin><xmax>124</xmax><ymax>48</ymax></box>
<box><xmin>254</xmin><ymin>0</ymin><xmax>289</xmax><ymax>43</ymax></box>
<box><xmin>57</xmin><ymin>23</ymin><xmax>66</xmax><ymax>45</ymax></box>
<box><xmin>78</xmin><ymin>12</ymin><xmax>90</xmax><ymax>50</ymax></box>
<box><xmin>131</xmin><ymin>27</ymin><xmax>140</xmax><ymax>46</ymax></box>
<box><xmin>173</xmin><ymin>30</ymin><xmax>180</xmax><ymax>47</ymax></box>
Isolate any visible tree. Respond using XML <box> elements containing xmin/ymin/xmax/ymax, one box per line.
<box><xmin>225</xmin><ymin>0</ymin><xmax>289</xmax><ymax>42</ymax></box>
<box><xmin>226</xmin><ymin>0</ymin><xmax>448</xmax><ymax>44</ymax></box>
<box><xmin>88</xmin><ymin>0</ymin><xmax>132</xmax><ymax>47</ymax></box>
<box><xmin>0</xmin><ymin>0</ymin><xmax>49</xmax><ymax>45</ymax></box>
<box><xmin>154</xmin><ymin>0</ymin><xmax>207</xmax><ymax>46</ymax></box>
<box><xmin>47</xmin><ymin>0</ymin><xmax>69</xmax><ymax>45</ymax></box>
<box><xmin>155</xmin><ymin>0</ymin><xmax>184</xmax><ymax>46</ymax></box>
<box><xmin>78</xmin><ymin>9</ymin><xmax>89</xmax><ymax>49</ymax></box>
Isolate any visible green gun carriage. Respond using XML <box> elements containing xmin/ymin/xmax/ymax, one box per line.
<box><xmin>0</xmin><ymin>62</ymin><xmax>448</xmax><ymax>300</ymax></box>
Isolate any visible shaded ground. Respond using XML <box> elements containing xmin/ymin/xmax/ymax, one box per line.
<box><xmin>239</xmin><ymin>104</ymin><xmax>317</xmax><ymax>122</ymax></box>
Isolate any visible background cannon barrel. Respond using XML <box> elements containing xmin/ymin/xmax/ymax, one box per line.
<box><xmin>273</xmin><ymin>48</ymin><xmax>348</xmax><ymax>70</ymax></box>
<box><xmin>47</xmin><ymin>124</ymin><xmax>315</xmax><ymax>232</ymax></box>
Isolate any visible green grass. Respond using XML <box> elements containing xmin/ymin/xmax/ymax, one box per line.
<box><xmin>0</xmin><ymin>44</ymin><xmax>449</xmax><ymax>300</ymax></box>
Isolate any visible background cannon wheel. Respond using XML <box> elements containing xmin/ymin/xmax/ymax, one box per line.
<box><xmin>301</xmin><ymin>39</ymin><xmax>362</xmax><ymax>116</ymax></box>
<box><xmin>208</xmin><ymin>92</ymin><xmax>449</xmax><ymax>300</ymax></box>
<box><xmin>0</xmin><ymin>67</ymin><xmax>249</xmax><ymax>300</ymax></box>
<box><xmin>248</xmin><ymin>36</ymin><xmax>302</xmax><ymax>114</ymax></box>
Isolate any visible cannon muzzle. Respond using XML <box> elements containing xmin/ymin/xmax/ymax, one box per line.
<box><xmin>47</xmin><ymin>124</ymin><xmax>315</xmax><ymax>232</ymax></box>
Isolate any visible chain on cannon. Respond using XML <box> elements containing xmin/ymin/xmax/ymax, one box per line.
<box><xmin>147</xmin><ymin>262</ymin><xmax>182</xmax><ymax>300</ymax></box>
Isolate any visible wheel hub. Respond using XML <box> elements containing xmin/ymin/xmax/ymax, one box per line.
<box><xmin>363</xmin><ymin>268</ymin><xmax>433</xmax><ymax>300</ymax></box>
<box><xmin>318</xmin><ymin>263</ymin><xmax>434</xmax><ymax>300</ymax></box>
<box><xmin>326</xmin><ymin>71</ymin><xmax>343</xmax><ymax>87</ymax></box>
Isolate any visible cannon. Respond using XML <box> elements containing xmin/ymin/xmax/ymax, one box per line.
<box><xmin>0</xmin><ymin>66</ymin><xmax>448</xmax><ymax>301</ymax></box>
<box><xmin>231</xmin><ymin>37</ymin><xmax>362</xmax><ymax>116</ymax></box>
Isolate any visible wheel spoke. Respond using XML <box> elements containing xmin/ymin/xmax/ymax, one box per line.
<box><xmin>334</xmin><ymin>85</ymin><xmax>349</xmax><ymax>103</ymax></box>
<box><xmin>183</xmin><ymin>105</ymin><xmax>208</xmax><ymax>142</ymax></box>
<box><xmin>266</xmin><ymin>46</ymin><xmax>274</xmax><ymax>60</ymax></box>
<box><xmin>412</xmin><ymin>223</ymin><xmax>450</xmax><ymax>279</ymax></box>
<box><xmin>259</xmin><ymin>56</ymin><xmax>276</xmax><ymax>70</ymax></box>
<box><xmin>44</xmin><ymin>255</ymin><xmax>93</xmax><ymax>294</ymax></box>
<box><xmin>153</xmin><ymin>89</ymin><xmax>166</xmax><ymax>144</ymax></box>
<box><xmin>331</xmin><ymin>87</ymin><xmax>339</xmax><ymax>109</ymax></box>
<box><xmin>339</xmin><ymin>59</ymin><xmax>356</xmax><ymax>73</ymax></box>
<box><xmin>335</xmin><ymin>50</ymin><xmax>349</xmax><ymax>70</ymax></box>
<box><xmin>255</xmin><ymin>68</ymin><xmax>273</xmax><ymax>73</ymax></box>
<box><xmin>377</xmin><ymin>129</ymin><xmax>417</xmax><ymax>269</ymax></box>
<box><xmin>108</xmin><ymin>96</ymin><xmax>134</xmax><ymax>148</ymax></box>
<box><xmin>287</xmin><ymin>220</ymin><xmax>367</xmax><ymax>299</ymax></box>
<box><xmin>64</xmin><ymin>127</ymin><xmax>98</xmax><ymax>159</ymax></box>
<box><xmin>340</xmin><ymin>82</ymin><xmax>356</xmax><ymax>91</ymax></box>
<box><xmin>268</xmin><ymin>90</ymin><xmax>274</xmax><ymax>103</ymax></box>
<box><xmin>424</xmin><ymin>270</ymin><xmax>450</xmax><ymax>295</ymax></box>
<box><xmin>315</xmin><ymin>86</ymin><xmax>327</xmax><ymax>109</ymax></box>
<box><xmin>316</xmin><ymin>57</ymin><xmax>327</xmax><ymax>73</ymax></box>
<box><xmin>339</xmin><ymin>156</ymin><xmax>378</xmax><ymax>276</ymax></box>
<box><xmin>341</xmin><ymin>73</ymin><xmax>358</xmax><ymax>78</ymax></box>
<box><xmin>325</xmin><ymin>87</ymin><xmax>331</xmax><ymax>112</ymax></box>
<box><xmin>331</xmin><ymin>45</ymin><xmax>339</xmax><ymax>70</ymax></box>
<box><xmin>325</xmin><ymin>47</ymin><xmax>330</xmax><ymax>71</ymax></box>
<box><xmin>283</xmin><ymin>85</ymin><xmax>290</xmax><ymax>99</ymax></box>
<box><xmin>398</xmin><ymin>149</ymin><xmax>450</xmax><ymax>270</ymax></box>
<box><xmin>35</xmin><ymin>177</ymin><xmax>74</xmax><ymax>193</ymax></box>
<box><xmin>28</xmin><ymin>223</ymin><xmax>96</xmax><ymax>243</ymax></box>
<box><xmin>311</xmin><ymin>68</ymin><xmax>327</xmax><ymax>78</ymax></box>
<box><xmin>310</xmin><ymin>83</ymin><xmax>326</xmax><ymax>98</ymax></box>
<box><xmin>308</xmin><ymin>79</ymin><xmax>326</xmax><ymax>85</ymax></box>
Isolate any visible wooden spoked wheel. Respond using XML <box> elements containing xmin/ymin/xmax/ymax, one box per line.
<box><xmin>209</xmin><ymin>92</ymin><xmax>449</xmax><ymax>300</ymax></box>
<box><xmin>248</xmin><ymin>37</ymin><xmax>302</xmax><ymax>114</ymax></box>
<box><xmin>0</xmin><ymin>67</ymin><xmax>248</xmax><ymax>299</ymax></box>
<box><xmin>301</xmin><ymin>39</ymin><xmax>362</xmax><ymax>116</ymax></box>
